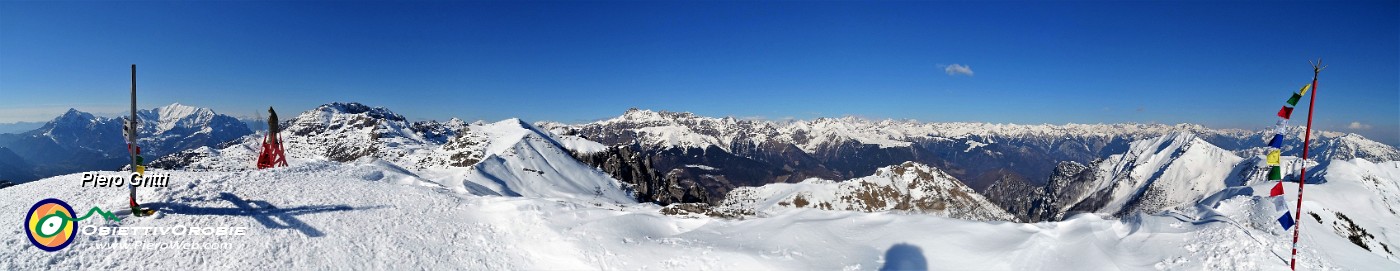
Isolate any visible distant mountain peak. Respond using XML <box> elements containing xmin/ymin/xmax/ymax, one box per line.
<box><xmin>53</xmin><ymin>108</ymin><xmax>95</xmax><ymax>122</ymax></box>
<box><xmin>313</xmin><ymin>102</ymin><xmax>406</xmax><ymax>122</ymax></box>
<box><xmin>155</xmin><ymin>102</ymin><xmax>208</xmax><ymax>117</ymax></box>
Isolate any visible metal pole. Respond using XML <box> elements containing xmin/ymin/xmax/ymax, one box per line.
<box><xmin>1290</xmin><ymin>60</ymin><xmax>1321</xmax><ymax>270</ymax></box>
<box><xmin>128</xmin><ymin>65</ymin><xmax>138</xmax><ymax>210</ymax></box>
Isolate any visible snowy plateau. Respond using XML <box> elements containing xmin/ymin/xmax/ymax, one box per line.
<box><xmin>3</xmin><ymin>103</ymin><xmax>1399</xmax><ymax>270</ymax></box>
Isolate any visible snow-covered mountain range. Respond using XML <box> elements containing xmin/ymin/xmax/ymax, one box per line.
<box><xmin>5</xmin><ymin>103</ymin><xmax>1399</xmax><ymax>269</ymax></box>
<box><xmin>544</xmin><ymin>108</ymin><xmax>1399</xmax><ymax>207</ymax></box>
<box><xmin>5</xmin><ymin>134</ymin><xmax>1397</xmax><ymax>269</ymax></box>
<box><xmin>0</xmin><ymin>103</ymin><xmax>251</xmax><ymax>183</ymax></box>
<box><xmin>155</xmin><ymin>102</ymin><xmax>634</xmax><ymax>204</ymax></box>
<box><xmin>987</xmin><ymin>132</ymin><xmax>1248</xmax><ymax>222</ymax></box>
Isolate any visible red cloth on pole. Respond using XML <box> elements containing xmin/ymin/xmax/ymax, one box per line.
<box><xmin>1277</xmin><ymin>106</ymin><xmax>1294</xmax><ymax>119</ymax></box>
<box><xmin>256</xmin><ymin>133</ymin><xmax>288</xmax><ymax>169</ymax></box>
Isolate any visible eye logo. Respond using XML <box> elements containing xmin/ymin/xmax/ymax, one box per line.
<box><xmin>25</xmin><ymin>198</ymin><xmax>77</xmax><ymax>252</ymax></box>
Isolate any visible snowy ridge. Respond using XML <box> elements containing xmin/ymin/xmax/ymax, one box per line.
<box><xmin>5</xmin><ymin>157</ymin><xmax>1397</xmax><ymax>269</ymax></box>
<box><xmin>165</xmin><ymin>102</ymin><xmax>456</xmax><ymax>171</ymax></box>
<box><xmin>164</xmin><ymin>103</ymin><xmax>633</xmax><ymax>204</ymax></box>
<box><xmin>1308</xmin><ymin>159</ymin><xmax>1400</xmax><ymax>262</ymax></box>
<box><xmin>1311</xmin><ymin>133</ymin><xmax>1400</xmax><ymax>162</ymax></box>
<box><xmin>1189</xmin><ymin>158</ymin><xmax>1400</xmax><ymax>267</ymax></box>
<box><xmin>718</xmin><ymin>162</ymin><xmax>1016</xmax><ymax>222</ymax></box>
<box><xmin>578</xmin><ymin>108</ymin><xmax>765</xmax><ymax>151</ymax></box>
<box><xmin>135</xmin><ymin>103</ymin><xmax>253</xmax><ymax>158</ymax></box>
<box><xmin>146</xmin><ymin>103</ymin><xmax>212</xmax><ymax>136</ymax></box>
<box><xmin>441</xmin><ymin>119</ymin><xmax>635</xmax><ymax>204</ymax></box>
<box><xmin>1074</xmin><ymin>132</ymin><xmax>1245</xmax><ymax>217</ymax></box>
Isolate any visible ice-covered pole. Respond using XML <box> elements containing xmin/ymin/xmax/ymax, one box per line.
<box><xmin>1290</xmin><ymin>59</ymin><xmax>1322</xmax><ymax>270</ymax></box>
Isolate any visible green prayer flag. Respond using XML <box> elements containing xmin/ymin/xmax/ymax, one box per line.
<box><xmin>1269</xmin><ymin>166</ymin><xmax>1282</xmax><ymax>180</ymax></box>
<box><xmin>1286</xmin><ymin>93</ymin><xmax>1302</xmax><ymax>106</ymax></box>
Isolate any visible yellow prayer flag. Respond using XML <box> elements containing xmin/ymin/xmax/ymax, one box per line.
<box><xmin>1298</xmin><ymin>83</ymin><xmax>1311</xmax><ymax>96</ymax></box>
<box><xmin>1267</xmin><ymin>150</ymin><xmax>1281</xmax><ymax>166</ymax></box>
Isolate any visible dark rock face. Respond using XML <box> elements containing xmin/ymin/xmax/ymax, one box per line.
<box><xmin>984</xmin><ymin>161</ymin><xmax>1101</xmax><ymax>222</ymax></box>
<box><xmin>1042</xmin><ymin>162</ymin><xmax>1103</xmax><ymax>220</ymax></box>
<box><xmin>574</xmin><ymin>145</ymin><xmax>709</xmax><ymax>204</ymax></box>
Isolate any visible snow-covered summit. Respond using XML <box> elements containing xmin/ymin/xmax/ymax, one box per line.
<box><xmin>149</xmin><ymin>103</ymin><xmax>209</xmax><ymax>131</ymax></box>
<box><xmin>302</xmin><ymin>102</ymin><xmax>408</xmax><ymax>123</ymax></box>
<box><xmin>134</xmin><ymin>103</ymin><xmax>252</xmax><ymax>154</ymax></box>
<box><xmin>1071</xmin><ymin>132</ymin><xmax>1245</xmax><ymax>217</ymax></box>
<box><xmin>718</xmin><ymin>161</ymin><xmax>1017</xmax><ymax>222</ymax></box>
<box><xmin>1310</xmin><ymin>133</ymin><xmax>1400</xmax><ymax>162</ymax></box>
<box><xmin>31</xmin><ymin>108</ymin><xmax>112</xmax><ymax>147</ymax></box>
<box><xmin>449</xmin><ymin>118</ymin><xmax>635</xmax><ymax>203</ymax></box>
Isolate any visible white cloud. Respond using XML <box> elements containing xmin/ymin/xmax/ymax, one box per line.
<box><xmin>943</xmin><ymin>64</ymin><xmax>974</xmax><ymax>76</ymax></box>
<box><xmin>1347</xmin><ymin>121</ymin><xmax>1372</xmax><ymax>130</ymax></box>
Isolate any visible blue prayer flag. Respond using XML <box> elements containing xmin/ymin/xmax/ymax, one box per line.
<box><xmin>1268</xmin><ymin>134</ymin><xmax>1284</xmax><ymax>149</ymax></box>
<box><xmin>1278</xmin><ymin>211</ymin><xmax>1295</xmax><ymax>230</ymax></box>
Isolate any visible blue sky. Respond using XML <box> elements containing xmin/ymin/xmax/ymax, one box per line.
<box><xmin>2</xmin><ymin>1</ymin><xmax>1396</xmax><ymax>145</ymax></box>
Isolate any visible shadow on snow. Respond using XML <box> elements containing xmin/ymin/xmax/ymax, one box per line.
<box><xmin>145</xmin><ymin>192</ymin><xmax>386</xmax><ymax>237</ymax></box>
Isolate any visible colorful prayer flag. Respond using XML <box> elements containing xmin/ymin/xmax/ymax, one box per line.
<box><xmin>1268</xmin><ymin>134</ymin><xmax>1284</xmax><ymax>149</ymax></box>
<box><xmin>1267</xmin><ymin>150</ymin><xmax>1282</xmax><ymax>165</ymax></box>
<box><xmin>1298</xmin><ymin>83</ymin><xmax>1311</xmax><ymax>96</ymax></box>
<box><xmin>1286</xmin><ymin>93</ymin><xmax>1303</xmax><ymax>106</ymax></box>
<box><xmin>1271</xmin><ymin>182</ymin><xmax>1285</xmax><ymax>197</ymax></box>
<box><xmin>1278</xmin><ymin>106</ymin><xmax>1294</xmax><ymax>119</ymax></box>
<box><xmin>1278</xmin><ymin>211</ymin><xmax>1295</xmax><ymax>230</ymax></box>
<box><xmin>1269</xmin><ymin>165</ymin><xmax>1283</xmax><ymax>180</ymax></box>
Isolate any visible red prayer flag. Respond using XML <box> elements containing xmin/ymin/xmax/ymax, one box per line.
<box><xmin>1277</xmin><ymin>106</ymin><xmax>1294</xmax><ymax>119</ymax></box>
<box><xmin>1271</xmin><ymin>181</ymin><xmax>1285</xmax><ymax>197</ymax></box>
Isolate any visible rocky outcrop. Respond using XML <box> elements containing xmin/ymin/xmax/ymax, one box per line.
<box><xmin>574</xmin><ymin>145</ymin><xmax>709</xmax><ymax>204</ymax></box>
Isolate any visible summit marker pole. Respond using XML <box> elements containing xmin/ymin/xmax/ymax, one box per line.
<box><xmin>1289</xmin><ymin>59</ymin><xmax>1324</xmax><ymax>270</ymax></box>
<box><xmin>128</xmin><ymin>65</ymin><xmax>139</xmax><ymax>214</ymax></box>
